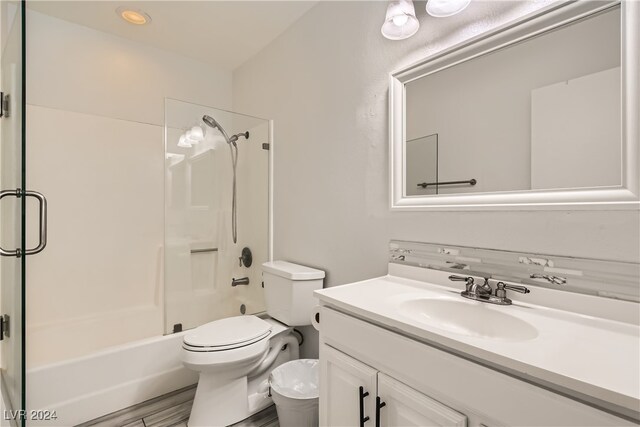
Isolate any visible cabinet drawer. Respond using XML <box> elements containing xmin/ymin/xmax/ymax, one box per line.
<box><xmin>320</xmin><ymin>306</ymin><xmax>632</xmax><ymax>426</ymax></box>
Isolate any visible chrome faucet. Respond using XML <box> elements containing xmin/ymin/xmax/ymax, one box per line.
<box><xmin>471</xmin><ymin>277</ymin><xmax>492</xmax><ymax>296</ymax></box>
<box><xmin>231</xmin><ymin>277</ymin><xmax>250</xmax><ymax>287</ymax></box>
<box><xmin>448</xmin><ymin>275</ymin><xmax>530</xmax><ymax>305</ymax></box>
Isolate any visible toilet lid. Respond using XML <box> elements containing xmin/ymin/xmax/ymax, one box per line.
<box><xmin>184</xmin><ymin>315</ymin><xmax>272</xmax><ymax>348</ymax></box>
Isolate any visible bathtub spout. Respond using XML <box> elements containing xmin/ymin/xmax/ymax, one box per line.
<box><xmin>232</xmin><ymin>277</ymin><xmax>250</xmax><ymax>286</ymax></box>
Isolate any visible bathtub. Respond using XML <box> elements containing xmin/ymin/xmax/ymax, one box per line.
<box><xmin>27</xmin><ymin>332</ymin><xmax>198</xmax><ymax>427</ymax></box>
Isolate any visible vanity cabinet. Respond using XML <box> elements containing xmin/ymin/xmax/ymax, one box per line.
<box><xmin>320</xmin><ymin>344</ymin><xmax>467</xmax><ymax>427</ymax></box>
<box><xmin>320</xmin><ymin>344</ymin><xmax>377</xmax><ymax>426</ymax></box>
<box><xmin>378</xmin><ymin>373</ymin><xmax>467</xmax><ymax>427</ymax></box>
<box><xmin>318</xmin><ymin>306</ymin><xmax>634</xmax><ymax>427</ymax></box>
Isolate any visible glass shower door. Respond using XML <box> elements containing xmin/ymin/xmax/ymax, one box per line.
<box><xmin>1</xmin><ymin>0</ymin><xmax>26</xmax><ymax>424</ymax></box>
<box><xmin>164</xmin><ymin>99</ymin><xmax>271</xmax><ymax>334</ymax></box>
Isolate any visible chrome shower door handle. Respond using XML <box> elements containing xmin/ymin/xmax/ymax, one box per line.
<box><xmin>0</xmin><ymin>188</ymin><xmax>22</xmax><ymax>257</ymax></box>
<box><xmin>24</xmin><ymin>190</ymin><xmax>47</xmax><ymax>256</ymax></box>
<box><xmin>0</xmin><ymin>189</ymin><xmax>48</xmax><ymax>257</ymax></box>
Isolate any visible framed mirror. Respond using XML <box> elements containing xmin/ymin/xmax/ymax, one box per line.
<box><xmin>390</xmin><ymin>0</ymin><xmax>639</xmax><ymax>210</ymax></box>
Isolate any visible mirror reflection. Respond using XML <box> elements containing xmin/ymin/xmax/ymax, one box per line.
<box><xmin>406</xmin><ymin>134</ymin><xmax>438</xmax><ymax>196</ymax></box>
<box><xmin>405</xmin><ymin>6</ymin><xmax>621</xmax><ymax>196</ymax></box>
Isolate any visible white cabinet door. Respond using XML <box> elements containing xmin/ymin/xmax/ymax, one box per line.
<box><xmin>320</xmin><ymin>344</ymin><xmax>378</xmax><ymax>427</ymax></box>
<box><xmin>378</xmin><ymin>373</ymin><xmax>467</xmax><ymax>427</ymax></box>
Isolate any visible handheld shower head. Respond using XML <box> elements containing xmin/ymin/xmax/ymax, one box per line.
<box><xmin>202</xmin><ymin>114</ymin><xmax>231</xmax><ymax>144</ymax></box>
<box><xmin>202</xmin><ymin>115</ymin><xmax>249</xmax><ymax>145</ymax></box>
<box><xmin>202</xmin><ymin>114</ymin><xmax>221</xmax><ymax>130</ymax></box>
<box><xmin>200</xmin><ymin>114</ymin><xmax>250</xmax><ymax>245</ymax></box>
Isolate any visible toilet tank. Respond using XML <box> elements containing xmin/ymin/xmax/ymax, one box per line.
<box><xmin>262</xmin><ymin>261</ymin><xmax>325</xmax><ymax>326</ymax></box>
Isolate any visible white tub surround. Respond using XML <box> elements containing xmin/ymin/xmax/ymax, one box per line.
<box><xmin>315</xmin><ymin>264</ymin><xmax>640</xmax><ymax>423</ymax></box>
<box><xmin>26</xmin><ymin>9</ymin><xmax>234</xmax><ymax>368</ymax></box>
<box><xmin>26</xmin><ymin>332</ymin><xmax>198</xmax><ymax>427</ymax></box>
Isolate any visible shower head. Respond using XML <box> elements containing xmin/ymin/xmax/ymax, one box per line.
<box><xmin>202</xmin><ymin>114</ymin><xmax>231</xmax><ymax>144</ymax></box>
<box><xmin>202</xmin><ymin>114</ymin><xmax>221</xmax><ymax>130</ymax></box>
<box><xmin>202</xmin><ymin>115</ymin><xmax>249</xmax><ymax>145</ymax></box>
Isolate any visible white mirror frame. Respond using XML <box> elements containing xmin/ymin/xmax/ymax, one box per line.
<box><xmin>390</xmin><ymin>0</ymin><xmax>639</xmax><ymax>211</ymax></box>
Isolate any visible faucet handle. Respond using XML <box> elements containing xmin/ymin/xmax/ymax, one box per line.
<box><xmin>495</xmin><ymin>282</ymin><xmax>530</xmax><ymax>299</ymax></box>
<box><xmin>504</xmin><ymin>283</ymin><xmax>530</xmax><ymax>294</ymax></box>
<box><xmin>449</xmin><ymin>275</ymin><xmax>474</xmax><ymax>292</ymax></box>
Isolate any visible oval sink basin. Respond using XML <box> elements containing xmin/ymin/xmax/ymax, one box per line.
<box><xmin>399</xmin><ymin>298</ymin><xmax>539</xmax><ymax>341</ymax></box>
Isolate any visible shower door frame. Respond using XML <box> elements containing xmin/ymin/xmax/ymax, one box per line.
<box><xmin>0</xmin><ymin>1</ymin><xmax>27</xmax><ymax>425</ymax></box>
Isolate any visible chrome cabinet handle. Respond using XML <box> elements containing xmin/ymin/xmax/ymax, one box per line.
<box><xmin>24</xmin><ymin>190</ymin><xmax>47</xmax><ymax>256</ymax></box>
<box><xmin>0</xmin><ymin>188</ymin><xmax>47</xmax><ymax>257</ymax></box>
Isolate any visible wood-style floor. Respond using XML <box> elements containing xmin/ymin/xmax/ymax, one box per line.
<box><xmin>77</xmin><ymin>386</ymin><xmax>279</xmax><ymax>427</ymax></box>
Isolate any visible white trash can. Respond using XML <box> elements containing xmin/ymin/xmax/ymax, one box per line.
<box><xmin>269</xmin><ymin>359</ymin><xmax>319</xmax><ymax>427</ymax></box>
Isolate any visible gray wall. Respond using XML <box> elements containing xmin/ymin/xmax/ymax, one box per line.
<box><xmin>233</xmin><ymin>1</ymin><xmax>640</xmax><ymax>291</ymax></box>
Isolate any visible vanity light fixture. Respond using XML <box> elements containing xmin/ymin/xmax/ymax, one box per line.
<box><xmin>426</xmin><ymin>0</ymin><xmax>471</xmax><ymax>18</ymax></box>
<box><xmin>116</xmin><ymin>6</ymin><xmax>151</xmax><ymax>25</ymax></box>
<box><xmin>381</xmin><ymin>0</ymin><xmax>420</xmax><ymax>40</ymax></box>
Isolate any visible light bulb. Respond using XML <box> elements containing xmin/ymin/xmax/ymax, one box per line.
<box><xmin>392</xmin><ymin>14</ymin><xmax>409</xmax><ymax>27</ymax></box>
<box><xmin>381</xmin><ymin>0</ymin><xmax>419</xmax><ymax>40</ymax></box>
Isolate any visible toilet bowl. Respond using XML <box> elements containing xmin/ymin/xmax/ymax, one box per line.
<box><xmin>182</xmin><ymin>316</ymin><xmax>297</xmax><ymax>427</ymax></box>
<box><xmin>181</xmin><ymin>261</ymin><xmax>325</xmax><ymax>427</ymax></box>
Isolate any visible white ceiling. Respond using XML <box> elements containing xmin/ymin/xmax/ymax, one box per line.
<box><xmin>27</xmin><ymin>1</ymin><xmax>318</xmax><ymax>70</ymax></box>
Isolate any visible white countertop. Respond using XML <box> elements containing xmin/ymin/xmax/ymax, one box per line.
<box><xmin>315</xmin><ymin>266</ymin><xmax>640</xmax><ymax>418</ymax></box>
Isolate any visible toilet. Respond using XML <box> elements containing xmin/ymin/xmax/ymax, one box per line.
<box><xmin>181</xmin><ymin>261</ymin><xmax>324</xmax><ymax>427</ymax></box>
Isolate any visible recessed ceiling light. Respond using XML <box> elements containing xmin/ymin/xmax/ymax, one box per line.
<box><xmin>116</xmin><ymin>6</ymin><xmax>151</xmax><ymax>25</ymax></box>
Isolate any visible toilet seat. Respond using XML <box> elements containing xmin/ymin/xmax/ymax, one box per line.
<box><xmin>181</xmin><ymin>316</ymin><xmax>276</xmax><ymax>372</ymax></box>
<box><xmin>183</xmin><ymin>315</ymin><xmax>273</xmax><ymax>352</ymax></box>
<box><xmin>183</xmin><ymin>329</ymin><xmax>271</xmax><ymax>352</ymax></box>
